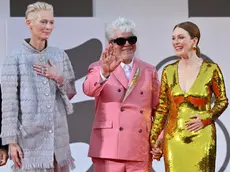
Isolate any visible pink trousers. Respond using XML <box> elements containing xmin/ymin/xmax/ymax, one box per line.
<box><xmin>92</xmin><ymin>158</ymin><xmax>152</xmax><ymax>172</ymax></box>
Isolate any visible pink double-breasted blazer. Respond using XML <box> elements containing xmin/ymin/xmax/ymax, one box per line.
<box><xmin>83</xmin><ymin>57</ymin><xmax>160</xmax><ymax>161</ymax></box>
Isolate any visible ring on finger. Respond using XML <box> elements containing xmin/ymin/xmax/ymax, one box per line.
<box><xmin>44</xmin><ymin>67</ymin><xmax>47</xmax><ymax>74</ymax></box>
<box><xmin>41</xmin><ymin>68</ymin><xmax>44</xmax><ymax>74</ymax></box>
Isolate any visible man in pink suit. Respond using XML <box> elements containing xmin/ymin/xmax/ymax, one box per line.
<box><xmin>83</xmin><ymin>17</ymin><xmax>163</xmax><ymax>172</ymax></box>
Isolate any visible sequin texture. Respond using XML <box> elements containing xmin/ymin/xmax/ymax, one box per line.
<box><xmin>150</xmin><ymin>60</ymin><xmax>228</xmax><ymax>172</ymax></box>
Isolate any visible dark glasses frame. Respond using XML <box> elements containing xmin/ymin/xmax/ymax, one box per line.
<box><xmin>110</xmin><ymin>36</ymin><xmax>137</xmax><ymax>46</ymax></box>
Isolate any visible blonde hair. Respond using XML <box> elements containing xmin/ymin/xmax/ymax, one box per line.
<box><xmin>25</xmin><ymin>1</ymin><xmax>53</xmax><ymax>20</ymax></box>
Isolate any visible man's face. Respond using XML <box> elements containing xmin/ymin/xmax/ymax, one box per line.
<box><xmin>111</xmin><ymin>31</ymin><xmax>136</xmax><ymax>64</ymax></box>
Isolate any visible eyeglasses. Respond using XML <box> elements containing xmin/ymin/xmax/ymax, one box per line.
<box><xmin>110</xmin><ymin>36</ymin><xmax>137</xmax><ymax>46</ymax></box>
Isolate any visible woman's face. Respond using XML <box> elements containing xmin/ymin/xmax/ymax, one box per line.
<box><xmin>27</xmin><ymin>10</ymin><xmax>54</xmax><ymax>41</ymax></box>
<box><xmin>172</xmin><ymin>27</ymin><xmax>197</xmax><ymax>58</ymax></box>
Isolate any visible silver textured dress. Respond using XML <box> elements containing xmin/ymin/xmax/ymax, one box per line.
<box><xmin>1</xmin><ymin>39</ymin><xmax>76</xmax><ymax>172</ymax></box>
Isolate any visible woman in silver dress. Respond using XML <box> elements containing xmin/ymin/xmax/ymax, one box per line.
<box><xmin>1</xmin><ymin>2</ymin><xmax>76</xmax><ymax>171</ymax></box>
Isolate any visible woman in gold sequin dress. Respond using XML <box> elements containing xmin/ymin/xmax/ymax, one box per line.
<box><xmin>150</xmin><ymin>21</ymin><xmax>228</xmax><ymax>172</ymax></box>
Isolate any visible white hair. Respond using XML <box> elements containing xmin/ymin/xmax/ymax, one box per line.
<box><xmin>25</xmin><ymin>1</ymin><xmax>53</xmax><ymax>20</ymax></box>
<box><xmin>105</xmin><ymin>17</ymin><xmax>136</xmax><ymax>41</ymax></box>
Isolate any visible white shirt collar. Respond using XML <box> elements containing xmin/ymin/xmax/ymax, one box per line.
<box><xmin>120</xmin><ymin>57</ymin><xmax>134</xmax><ymax>69</ymax></box>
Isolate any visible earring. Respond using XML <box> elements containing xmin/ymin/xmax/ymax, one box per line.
<box><xmin>192</xmin><ymin>46</ymin><xmax>196</xmax><ymax>50</ymax></box>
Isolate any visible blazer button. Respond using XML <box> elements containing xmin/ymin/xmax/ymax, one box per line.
<box><xmin>140</xmin><ymin>91</ymin><xmax>143</xmax><ymax>95</ymax></box>
<box><xmin>117</xmin><ymin>89</ymin><xmax>121</xmax><ymax>92</ymax></box>
<box><xmin>45</xmin><ymin>93</ymin><xmax>49</xmax><ymax>96</ymax></box>
<box><xmin>140</xmin><ymin>110</ymin><xmax>143</xmax><ymax>114</ymax></box>
<box><xmin>119</xmin><ymin>127</ymin><xmax>123</xmax><ymax>131</ymax></box>
<box><xmin>139</xmin><ymin>129</ymin><xmax>142</xmax><ymax>133</ymax></box>
<box><xmin>94</xmin><ymin>82</ymin><xmax>97</xmax><ymax>86</ymax></box>
<box><xmin>120</xmin><ymin>108</ymin><xmax>124</xmax><ymax>112</ymax></box>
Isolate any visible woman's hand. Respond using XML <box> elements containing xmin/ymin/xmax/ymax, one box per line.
<box><xmin>9</xmin><ymin>143</ymin><xmax>23</xmax><ymax>168</ymax></box>
<box><xmin>150</xmin><ymin>138</ymin><xmax>163</xmax><ymax>161</ymax></box>
<box><xmin>33</xmin><ymin>60</ymin><xmax>59</xmax><ymax>81</ymax></box>
<box><xmin>0</xmin><ymin>148</ymin><xmax>8</xmax><ymax>166</ymax></box>
<box><xmin>185</xmin><ymin>115</ymin><xmax>203</xmax><ymax>132</ymax></box>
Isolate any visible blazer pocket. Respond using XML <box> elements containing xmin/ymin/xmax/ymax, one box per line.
<box><xmin>93</xmin><ymin>121</ymin><xmax>113</xmax><ymax>129</ymax></box>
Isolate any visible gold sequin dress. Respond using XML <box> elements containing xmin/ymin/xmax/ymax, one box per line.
<box><xmin>150</xmin><ymin>60</ymin><xmax>228</xmax><ymax>172</ymax></box>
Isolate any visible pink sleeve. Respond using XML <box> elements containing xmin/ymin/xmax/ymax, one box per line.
<box><xmin>82</xmin><ymin>62</ymin><xmax>108</xmax><ymax>97</ymax></box>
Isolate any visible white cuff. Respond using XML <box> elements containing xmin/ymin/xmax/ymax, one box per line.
<box><xmin>100</xmin><ymin>69</ymin><xmax>109</xmax><ymax>81</ymax></box>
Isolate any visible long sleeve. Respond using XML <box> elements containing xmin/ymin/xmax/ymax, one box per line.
<box><xmin>0</xmin><ymin>87</ymin><xmax>8</xmax><ymax>150</ymax></box>
<box><xmin>0</xmin><ymin>55</ymin><xmax>19</xmax><ymax>145</ymax></box>
<box><xmin>150</xmin><ymin>68</ymin><xmax>169</xmax><ymax>147</ymax></box>
<box><xmin>152</xmin><ymin>68</ymin><xmax>160</xmax><ymax>111</ymax></box>
<box><xmin>83</xmin><ymin>61</ymin><xmax>107</xmax><ymax>97</ymax></box>
<box><xmin>57</xmin><ymin>51</ymin><xmax>76</xmax><ymax>99</ymax></box>
<box><xmin>0</xmin><ymin>86</ymin><xmax>2</xmax><ymax>146</ymax></box>
<box><xmin>201</xmin><ymin>64</ymin><xmax>228</xmax><ymax>127</ymax></box>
